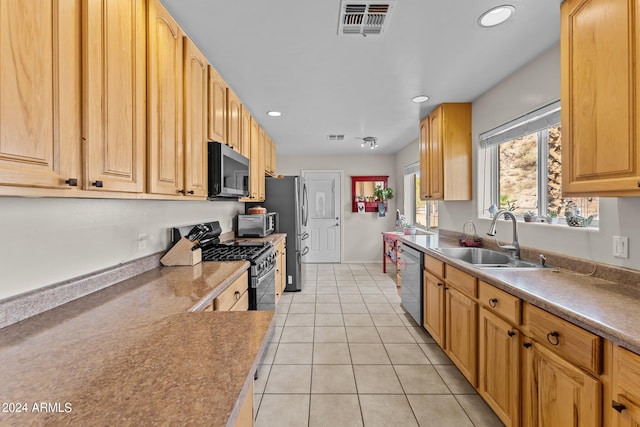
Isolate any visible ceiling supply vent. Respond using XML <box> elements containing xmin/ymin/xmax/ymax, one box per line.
<box><xmin>338</xmin><ymin>0</ymin><xmax>396</xmax><ymax>37</ymax></box>
<box><xmin>327</xmin><ymin>134</ymin><xmax>345</xmax><ymax>141</ymax></box>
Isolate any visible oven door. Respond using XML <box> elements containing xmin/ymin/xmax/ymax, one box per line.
<box><xmin>251</xmin><ymin>263</ymin><xmax>276</xmax><ymax>311</ymax></box>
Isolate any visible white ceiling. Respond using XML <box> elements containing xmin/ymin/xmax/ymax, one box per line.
<box><xmin>162</xmin><ymin>0</ymin><xmax>562</xmax><ymax>156</ymax></box>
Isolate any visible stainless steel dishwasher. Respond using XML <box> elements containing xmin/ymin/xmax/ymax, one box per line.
<box><xmin>400</xmin><ymin>244</ymin><xmax>423</xmax><ymax>325</ymax></box>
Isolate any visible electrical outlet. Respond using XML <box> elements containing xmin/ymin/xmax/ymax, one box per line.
<box><xmin>138</xmin><ymin>233</ymin><xmax>149</xmax><ymax>251</ymax></box>
<box><xmin>613</xmin><ymin>236</ymin><xmax>629</xmax><ymax>259</ymax></box>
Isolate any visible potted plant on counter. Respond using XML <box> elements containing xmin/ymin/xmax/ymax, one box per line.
<box><xmin>523</xmin><ymin>211</ymin><xmax>536</xmax><ymax>222</ymax></box>
<box><xmin>546</xmin><ymin>211</ymin><xmax>559</xmax><ymax>224</ymax></box>
<box><xmin>374</xmin><ymin>185</ymin><xmax>394</xmax><ymax>217</ymax></box>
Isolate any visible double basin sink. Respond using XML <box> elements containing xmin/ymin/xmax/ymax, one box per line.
<box><xmin>433</xmin><ymin>247</ymin><xmax>554</xmax><ymax>270</ymax></box>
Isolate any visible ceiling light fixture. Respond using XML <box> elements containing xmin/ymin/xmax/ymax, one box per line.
<box><xmin>411</xmin><ymin>95</ymin><xmax>430</xmax><ymax>103</ymax></box>
<box><xmin>360</xmin><ymin>136</ymin><xmax>378</xmax><ymax>150</ymax></box>
<box><xmin>478</xmin><ymin>5</ymin><xmax>515</xmax><ymax>27</ymax></box>
<box><xmin>266</xmin><ymin>111</ymin><xmax>282</xmax><ymax>117</ymax></box>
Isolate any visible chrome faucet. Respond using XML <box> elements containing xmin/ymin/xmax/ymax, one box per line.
<box><xmin>487</xmin><ymin>210</ymin><xmax>521</xmax><ymax>260</ymax></box>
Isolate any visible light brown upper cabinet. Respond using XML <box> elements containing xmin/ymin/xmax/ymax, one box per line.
<box><xmin>227</xmin><ymin>87</ymin><xmax>243</xmax><ymax>154</ymax></box>
<box><xmin>244</xmin><ymin>118</ymin><xmax>265</xmax><ymax>202</ymax></box>
<box><xmin>265</xmin><ymin>136</ymin><xmax>276</xmax><ymax>177</ymax></box>
<box><xmin>239</xmin><ymin>104</ymin><xmax>251</xmax><ymax>159</ymax></box>
<box><xmin>147</xmin><ymin>0</ymin><xmax>185</xmax><ymax>196</ymax></box>
<box><xmin>561</xmin><ymin>0</ymin><xmax>640</xmax><ymax>196</ymax></box>
<box><xmin>0</xmin><ymin>0</ymin><xmax>82</xmax><ymax>190</ymax></box>
<box><xmin>208</xmin><ymin>65</ymin><xmax>227</xmax><ymax>145</ymax></box>
<box><xmin>182</xmin><ymin>36</ymin><xmax>208</xmax><ymax>198</ymax></box>
<box><xmin>419</xmin><ymin>103</ymin><xmax>472</xmax><ymax>200</ymax></box>
<box><xmin>83</xmin><ymin>0</ymin><xmax>146</xmax><ymax>193</ymax></box>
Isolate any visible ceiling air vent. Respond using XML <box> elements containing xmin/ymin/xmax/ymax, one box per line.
<box><xmin>327</xmin><ymin>134</ymin><xmax>345</xmax><ymax>141</ymax></box>
<box><xmin>338</xmin><ymin>0</ymin><xmax>396</xmax><ymax>37</ymax></box>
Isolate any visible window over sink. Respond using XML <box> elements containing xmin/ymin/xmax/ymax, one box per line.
<box><xmin>479</xmin><ymin>101</ymin><xmax>599</xmax><ymax>225</ymax></box>
<box><xmin>404</xmin><ymin>162</ymin><xmax>438</xmax><ymax>229</ymax></box>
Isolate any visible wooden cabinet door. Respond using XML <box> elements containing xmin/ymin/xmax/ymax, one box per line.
<box><xmin>208</xmin><ymin>65</ymin><xmax>227</xmax><ymax>144</ymax></box>
<box><xmin>245</xmin><ymin>118</ymin><xmax>264</xmax><ymax>201</ymax></box>
<box><xmin>445</xmin><ymin>285</ymin><xmax>477</xmax><ymax>386</ymax></box>
<box><xmin>240</xmin><ymin>104</ymin><xmax>251</xmax><ymax>158</ymax></box>
<box><xmin>0</xmin><ymin>0</ymin><xmax>81</xmax><ymax>189</ymax></box>
<box><xmin>423</xmin><ymin>271</ymin><xmax>445</xmax><ymax>347</ymax></box>
<box><xmin>183</xmin><ymin>37</ymin><xmax>207</xmax><ymax>198</ymax></box>
<box><xmin>478</xmin><ymin>307</ymin><xmax>520</xmax><ymax>427</ymax></box>
<box><xmin>270</xmin><ymin>137</ymin><xmax>276</xmax><ymax>175</ymax></box>
<box><xmin>257</xmin><ymin>127</ymin><xmax>266</xmax><ymax>200</ymax></box>
<box><xmin>428</xmin><ymin>106</ymin><xmax>444</xmax><ymax>200</ymax></box>
<box><xmin>83</xmin><ymin>0</ymin><xmax>145</xmax><ymax>193</ymax></box>
<box><xmin>227</xmin><ymin>88</ymin><xmax>242</xmax><ymax>153</ymax></box>
<box><xmin>147</xmin><ymin>0</ymin><xmax>184</xmax><ymax>196</ymax></box>
<box><xmin>523</xmin><ymin>341</ymin><xmax>601</xmax><ymax>427</ymax></box>
<box><xmin>419</xmin><ymin>118</ymin><xmax>429</xmax><ymax>199</ymax></box>
<box><xmin>561</xmin><ymin>0</ymin><xmax>640</xmax><ymax>196</ymax></box>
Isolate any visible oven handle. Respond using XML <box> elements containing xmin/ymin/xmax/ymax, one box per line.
<box><xmin>253</xmin><ymin>263</ymin><xmax>276</xmax><ymax>288</ymax></box>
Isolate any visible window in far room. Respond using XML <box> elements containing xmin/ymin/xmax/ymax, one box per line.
<box><xmin>480</xmin><ymin>101</ymin><xmax>599</xmax><ymax>224</ymax></box>
<box><xmin>404</xmin><ymin>163</ymin><xmax>438</xmax><ymax>229</ymax></box>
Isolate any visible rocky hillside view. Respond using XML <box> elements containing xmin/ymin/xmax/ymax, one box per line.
<box><xmin>499</xmin><ymin>126</ymin><xmax>599</xmax><ymax>219</ymax></box>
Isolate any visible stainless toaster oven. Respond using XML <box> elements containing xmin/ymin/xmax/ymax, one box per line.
<box><xmin>237</xmin><ymin>213</ymin><xmax>277</xmax><ymax>237</ymax></box>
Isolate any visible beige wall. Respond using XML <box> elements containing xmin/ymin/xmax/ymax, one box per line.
<box><xmin>0</xmin><ymin>197</ymin><xmax>243</xmax><ymax>300</ymax></box>
<box><xmin>278</xmin><ymin>154</ymin><xmax>397</xmax><ymax>263</ymax></box>
<box><xmin>443</xmin><ymin>42</ymin><xmax>640</xmax><ymax>269</ymax></box>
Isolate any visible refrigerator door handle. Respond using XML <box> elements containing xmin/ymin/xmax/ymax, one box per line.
<box><xmin>302</xmin><ymin>183</ymin><xmax>308</xmax><ymax>227</ymax></box>
<box><xmin>300</xmin><ymin>232</ymin><xmax>309</xmax><ymax>240</ymax></box>
<box><xmin>301</xmin><ymin>246</ymin><xmax>310</xmax><ymax>256</ymax></box>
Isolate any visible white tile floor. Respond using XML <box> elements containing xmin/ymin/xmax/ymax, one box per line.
<box><xmin>254</xmin><ymin>263</ymin><xmax>504</xmax><ymax>427</ymax></box>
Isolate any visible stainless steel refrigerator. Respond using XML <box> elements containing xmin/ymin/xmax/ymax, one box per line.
<box><xmin>261</xmin><ymin>176</ymin><xmax>308</xmax><ymax>291</ymax></box>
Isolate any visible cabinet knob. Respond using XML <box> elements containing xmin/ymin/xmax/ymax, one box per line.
<box><xmin>523</xmin><ymin>342</ymin><xmax>532</xmax><ymax>349</ymax></box>
<box><xmin>612</xmin><ymin>400</ymin><xmax>627</xmax><ymax>413</ymax></box>
<box><xmin>437</xmin><ymin>282</ymin><xmax>443</xmax><ymax>287</ymax></box>
<box><xmin>234</xmin><ymin>291</ymin><xmax>241</xmax><ymax>301</ymax></box>
<box><xmin>92</xmin><ymin>180</ymin><xmax>103</xmax><ymax>188</ymax></box>
<box><xmin>65</xmin><ymin>178</ymin><xmax>78</xmax><ymax>187</ymax></box>
<box><xmin>637</xmin><ymin>181</ymin><xmax>640</xmax><ymax>188</ymax></box>
<box><xmin>546</xmin><ymin>331</ymin><xmax>560</xmax><ymax>346</ymax></box>
<box><xmin>507</xmin><ymin>330</ymin><xmax>516</xmax><ymax>337</ymax></box>
<box><xmin>187</xmin><ymin>190</ymin><xmax>194</xmax><ymax>195</ymax></box>
<box><xmin>177</xmin><ymin>189</ymin><xmax>185</xmax><ymax>194</ymax></box>
<box><xmin>489</xmin><ymin>298</ymin><xmax>498</xmax><ymax>308</ymax></box>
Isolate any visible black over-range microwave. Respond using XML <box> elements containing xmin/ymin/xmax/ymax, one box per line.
<box><xmin>208</xmin><ymin>142</ymin><xmax>250</xmax><ymax>199</ymax></box>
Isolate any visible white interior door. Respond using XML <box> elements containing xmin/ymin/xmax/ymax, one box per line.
<box><xmin>303</xmin><ymin>171</ymin><xmax>341</xmax><ymax>263</ymax></box>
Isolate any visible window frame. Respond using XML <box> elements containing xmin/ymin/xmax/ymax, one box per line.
<box><xmin>479</xmin><ymin>101</ymin><xmax>598</xmax><ymax>227</ymax></box>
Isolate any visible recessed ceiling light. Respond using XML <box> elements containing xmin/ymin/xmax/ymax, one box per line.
<box><xmin>478</xmin><ymin>5</ymin><xmax>515</xmax><ymax>27</ymax></box>
<box><xmin>411</xmin><ymin>95</ymin><xmax>430</xmax><ymax>103</ymax></box>
<box><xmin>266</xmin><ymin>111</ymin><xmax>282</xmax><ymax>117</ymax></box>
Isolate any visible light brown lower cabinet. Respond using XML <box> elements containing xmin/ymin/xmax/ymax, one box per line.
<box><xmin>522</xmin><ymin>340</ymin><xmax>601</xmax><ymax>427</ymax></box>
<box><xmin>420</xmin><ymin>253</ymin><xmax>620</xmax><ymax>427</ymax></box>
<box><xmin>478</xmin><ymin>307</ymin><xmax>520</xmax><ymax>427</ymax></box>
<box><xmin>214</xmin><ymin>271</ymin><xmax>249</xmax><ymax>311</ymax></box>
<box><xmin>233</xmin><ymin>381</ymin><xmax>253</xmax><ymax>427</ymax></box>
<box><xmin>445</xmin><ymin>285</ymin><xmax>477</xmax><ymax>387</ymax></box>
<box><xmin>612</xmin><ymin>346</ymin><xmax>640</xmax><ymax>427</ymax></box>
<box><xmin>423</xmin><ymin>270</ymin><xmax>445</xmax><ymax>346</ymax></box>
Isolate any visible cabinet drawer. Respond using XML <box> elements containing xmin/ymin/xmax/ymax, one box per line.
<box><xmin>445</xmin><ymin>265</ymin><xmax>477</xmax><ymax>298</ymax></box>
<box><xmin>523</xmin><ymin>303</ymin><xmax>601</xmax><ymax>375</ymax></box>
<box><xmin>614</xmin><ymin>346</ymin><xmax>640</xmax><ymax>403</ymax></box>
<box><xmin>478</xmin><ymin>281</ymin><xmax>521</xmax><ymax>325</ymax></box>
<box><xmin>214</xmin><ymin>271</ymin><xmax>249</xmax><ymax>311</ymax></box>
<box><xmin>229</xmin><ymin>290</ymin><xmax>249</xmax><ymax>312</ymax></box>
<box><xmin>424</xmin><ymin>253</ymin><xmax>444</xmax><ymax>278</ymax></box>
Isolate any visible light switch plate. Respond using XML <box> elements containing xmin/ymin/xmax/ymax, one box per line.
<box><xmin>613</xmin><ymin>236</ymin><xmax>629</xmax><ymax>258</ymax></box>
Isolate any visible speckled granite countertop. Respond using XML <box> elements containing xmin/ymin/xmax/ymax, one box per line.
<box><xmin>398</xmin><ymin>234</ymin><xmax>640</xmax><ymax>355</ymax></box>
<box><xmin>0</xmin><ymin>261</ymin><xmax>274</xmax><ymax>426</ymax></box>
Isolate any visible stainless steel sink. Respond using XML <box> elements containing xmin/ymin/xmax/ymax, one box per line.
<box><xmin>433</xmin><ymin>247</ymin><xmax>553</xmax><ymax>270</ymax></box>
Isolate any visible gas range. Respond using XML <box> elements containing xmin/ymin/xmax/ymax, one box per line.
<box><xmin>171</xmin><ymin>222</ymin><xmax>276</xmax><ymax>311</ymax></box>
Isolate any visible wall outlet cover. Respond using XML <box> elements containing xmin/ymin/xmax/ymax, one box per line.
<box><xmin>613</xmin><ymin>235</ymin><xmax>629</xmax><ymax>259</ymax></box>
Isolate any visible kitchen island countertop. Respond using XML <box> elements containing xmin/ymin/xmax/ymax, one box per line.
<box><xmin>0</xmin><ymin>261</ymin><xmax>273</xmax><ymax>426</ymax></box>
